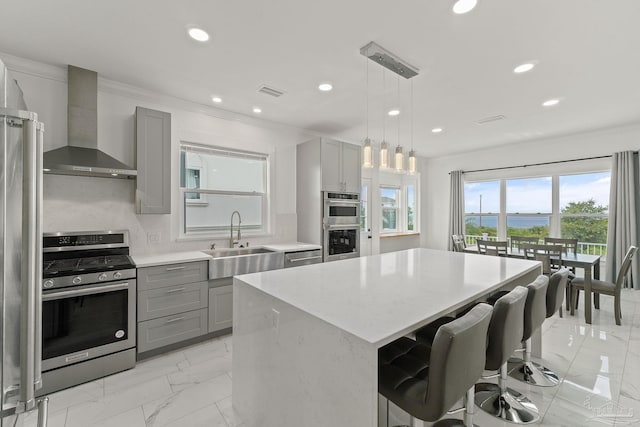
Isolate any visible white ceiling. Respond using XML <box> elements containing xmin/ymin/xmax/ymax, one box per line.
<box><xmin>1</xmin><ymin>0</ymin><xmax>639</xmax><ymax>157</ymax></box>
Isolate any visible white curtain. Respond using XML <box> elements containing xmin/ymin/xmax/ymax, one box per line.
<box><xmin>448</xmin><ymin>170</ymin><xmax>465</xmax><ymax>251</ymax></box>
<box><xmin>605</xmin><ymin>151</ymin><xmax>639</xmax><ymax>288</ymax></box>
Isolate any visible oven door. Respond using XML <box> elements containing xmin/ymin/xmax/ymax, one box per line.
<box><xmin>324</xmin><ymin>225</ymin><xmax>360</xmax><ymax>262</ymax></box>
<box><xmin>41</xmin><ymin>280</ymin><xmax>136</xmax><ymax>371</ymax></box>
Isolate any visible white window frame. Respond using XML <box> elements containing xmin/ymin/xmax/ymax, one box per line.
<box><xmin>179</xmin><ymin>142</ymin><xmax>270</xmax><ymax>237</ymax></box>
<box><xmin>380</xmin><ymin>185</ymin><xmax>401</xmax><ymax>233</ymax></box>
<box><xmin>378</xmin><ymin>171</ymin><xmax>420</xmax><ymax>235</ymax></box>
<box><xmin>464</xmin><ymin>169</ymin><xmax>610</xmax><ymax>243</ymax></box>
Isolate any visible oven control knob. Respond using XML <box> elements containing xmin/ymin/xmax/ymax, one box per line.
<box><xmin>72</xmin><ymin>276</ymin><xmax>82</xmax><ymax>285</ymax></box>
<box><xmin>113</xmin><ymin>271</ymin><xmax>122</xmax><ymax>280</ymax></box>
<box><xmin>43</xmin><ymin>279</ymin><xmax>54</xmax><ymax>289</ymax></box>
<box><xmin>98</xmin><ymin>273</ymin><xmax>108</xmax><ymax>281</ymax></box>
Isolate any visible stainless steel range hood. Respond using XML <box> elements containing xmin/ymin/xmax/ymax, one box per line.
<box><xmin>43</xmin><ymin>66</ymin><xmax>137</xmax><ymax>179</ymax></box>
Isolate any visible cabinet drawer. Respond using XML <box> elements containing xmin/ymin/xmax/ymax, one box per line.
<box><xmin>137</xmin><ymin>308</ymin><xmax>207</xmax><ymax>353</ymax></box>
<box><xmin>138</xmin><ymin>281</ymin><xmax>208</xmax><ymax>322</ymax></box>
<box><xmin>284</xmin><ymin>250</ymin><xmax>322</xmax><ymax>268</ymax></box>
<box><xmin>137</xmin><ymin>261</ymin><xmax>207</xmax><ymax>290</ymax></box>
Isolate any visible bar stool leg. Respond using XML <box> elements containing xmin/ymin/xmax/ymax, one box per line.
<box><xmin>475</xmin><ymin>364</ymin><xmax>540</xmax><ymax>424</ymax></box>
<box><xmin>508</xmin><ymin>338</ymin><xmax>560</xmax><ymax>386</ymax></box>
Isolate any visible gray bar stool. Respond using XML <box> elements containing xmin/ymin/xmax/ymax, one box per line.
<box><xmin>509</xmin><ymin>270</ymin><xmax>569</xmax><ymax>387</ymax></box>
<box><xmin>379</xmin><ymin>303</ymin><xmax>493</xmax><ymax>427</ymax></box>
<box><xmin>472</xmin><ymin>286</ymin><xmax>540</xmax><ymax>424</ymax></box>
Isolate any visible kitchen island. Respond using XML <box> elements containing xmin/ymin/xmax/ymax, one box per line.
<box><xmin>232</xmin><ymin>248</ymin><xmax>541</xmax><ymax>427</ymax></box>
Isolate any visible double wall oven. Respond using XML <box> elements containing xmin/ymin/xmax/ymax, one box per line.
<box><xmin>39</xmin><ymin>231</ymin><xmax>136</xmax><ymax>395</ymax></box>
<box><xmin>323</xmin><ymin>192</ymin><xmax>360</xmax><ymax>262</ymax></box>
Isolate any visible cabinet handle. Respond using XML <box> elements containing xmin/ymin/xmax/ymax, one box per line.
<box><xmin>166</xmin><ymin>316</ymin><xmax>185</xmax><ymax>324</ymax></box>
<box><xmin>165</xmin><ymin>266</ymin><xmax>185</xmax><ymax>271</ymax></box>
<box><xmin>165</xmin><ymin>287</ymin><xmax>186</xmax><ymax>294</ymax></box>
<box><xmin>289</xmin><ymin>256</ymin><xmax>322</xmax><ymax>262</ymax></box>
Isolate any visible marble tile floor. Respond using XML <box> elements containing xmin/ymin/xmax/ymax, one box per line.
<box><xmin>20</xmin><ymin>289</ymin><xmax>640</xmax><ymax>427</ymax></box>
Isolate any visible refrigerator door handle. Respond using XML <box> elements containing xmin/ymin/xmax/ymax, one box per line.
<box><xmin>15</xmin><ymin>117</ymin><xmax>43</xmax><ymax>415</ymax></box>
<box><xmin>34</xmin><ymin>121</ymin><xmax>44</xmax><ymax>392</ymax></box>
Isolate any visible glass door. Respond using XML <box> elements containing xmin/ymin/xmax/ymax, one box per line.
<box><xmin>360</xmin><ymin>179</ymin><xmax>372</xmax><ymax>256</ymax></box>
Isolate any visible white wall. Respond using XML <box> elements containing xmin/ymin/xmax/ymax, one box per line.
<box><xmin>3</xmin><ymin>53</ymin><xmax>313</xmax><ymax>255</ymax></box>
<box><xmin>421</xmin><ymin>123</ymin><xmax>640</xmax><ymax>250</ymax></box>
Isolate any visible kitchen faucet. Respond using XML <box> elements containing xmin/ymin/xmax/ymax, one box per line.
<box><xmin>230</xmin><ymin>211</ymin><xmax>242</xmax><ymax>248</ymax></box>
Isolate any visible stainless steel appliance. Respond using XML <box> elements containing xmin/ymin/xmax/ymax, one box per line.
<box><xmin>39</xmin><ymin>231</ymin><xmax>136</xmax><ymax>395</ymax></box>
<box><xmin>1</xmin><ymin>58</ymin><xmax>49</xmax><ymax>426</ymax></box>
<box><xmin>323</xmin><ymin>192</ymin><xmax>360</xmax><ymax>262</ymax></box>
<box><xmin>283</xmin><ymin>249</ymin><xmax>323</xmax><ymax>268</ymax></box>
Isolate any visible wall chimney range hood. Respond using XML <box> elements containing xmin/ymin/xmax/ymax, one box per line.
<box><xmin>43</xmin><ymin>66</ymin><xmax>137</xmax><ymax>179</ymax></box>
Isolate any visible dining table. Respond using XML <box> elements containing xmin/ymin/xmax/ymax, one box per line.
<box><xmin>464</xmin><ymin>245</ymin><xmax>602</xmax><ymax>324</ymax></box>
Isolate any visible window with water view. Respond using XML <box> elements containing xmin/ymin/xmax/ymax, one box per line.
<box><xmin>464</xmin><ymin>171</ymin><xmax>610</xmax><ymax>255</ymax></box>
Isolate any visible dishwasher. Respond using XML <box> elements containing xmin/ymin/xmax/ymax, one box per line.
<box><xmin>283</xmin><ymin>249</ymin><xmax>323</xmax><ymax>268</ymax></box>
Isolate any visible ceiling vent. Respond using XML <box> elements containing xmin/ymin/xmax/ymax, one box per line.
<box><xmin>257</xmin><ymin>85</ymin><xmax>285</xmax><ymax>98</ymax></box>
<box><xmin>476</xmin><ymin>115</ymin><xmax>506</xmax><ymax>125</ymax></box>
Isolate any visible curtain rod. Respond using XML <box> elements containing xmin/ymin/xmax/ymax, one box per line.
<box><xmin>457</xmin><ymin>154</ymin><xmax>616</xmax><ymax>174</ymax></box>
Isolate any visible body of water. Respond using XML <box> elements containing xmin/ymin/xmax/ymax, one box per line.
<box><xmin>466</xmin><ymin>216</ymin><xmax>549</xmax><ymax>229</ymax></box>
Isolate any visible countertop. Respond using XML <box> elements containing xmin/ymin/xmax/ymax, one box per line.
<box><xmin>131</xmin><ymin>251</ymin><xmax>213</xmax><ymax>268</ymax></box>
<box><xmin>235</xmin><ymin>248</ymin><xmax>541</xmax><ymax>346</ymax></box>
<box><xmin>261</xmin><ymin>242</ymin><xmax>321</xmax><ymax>252</ymax></box>
<box><xmin>132</xmin><ymin>242</ymin><xmax>321</xmax><ymax>268</ymax></box>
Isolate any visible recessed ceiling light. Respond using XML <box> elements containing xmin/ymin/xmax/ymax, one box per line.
<box><xmin>188</xmin><ymin>27</ymin><xmax>209</xmax><ymax>42</ymax></box>
<box><xmin>111</xmin><ymin>173</ymin><xmax>118</xmax><ymax>177</ymax></box>
<box><xmin>388</xmin><ymin>109</ymin><xmax>400</xmax><ymax>116</ymax></box>
<box><xmin>253</xmin><ymin>107</ymin><xmax>262</xmax><ymax>114</ymax></box>
<box><xmin>453</xmin><ymin>0</ymin><xmax>477</xmax><ymax>14</ymax></box>
<box><xmin>542</xmin><ymin>99</ymin><xmax>560</xmax><ymax>107</ymax></box>
<box><xmin>432</xmin><ymin>128</ymin><xmax>443</xmax><ymax>133</ymax></box>
<box><xmin>318</xmin><ymin>83</ymin><xmax>333</xmax><ymax>92</ymax></box>
<box><xmin>211</xmin><ymin>96</ymin><xmax>222</xmax><ymax>103</ymax></box>
<box><xmin>514</xmin><ymin>62</ymin><xmax>535</xmax><ymax>74</ymax></box>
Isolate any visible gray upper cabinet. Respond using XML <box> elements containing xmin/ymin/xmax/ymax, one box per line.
<box><xmin>320</xmin><ymin>138</ymin><xmax>361</xmax><ymax>194</ymax></box>
<box><xmin>136</xmin><ymin>106</ymin><xmax>171</xmax><ymax>214</ymax></box>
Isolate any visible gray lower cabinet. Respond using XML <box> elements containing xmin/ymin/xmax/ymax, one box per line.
<box><xmin>209</xmin><ymin>285</ymin><xmax>233</xmax><ymax>332</ymax></box>
<box><xmin>138</xmin><ymin>281</ymin><xmax>208</xmax><ymax>321</ymax></box>
<box><xmin>137</xmin><ymin>309</ymin><xmax>208</xmax><ymax>353</ymax></box>
<box><xmin>136</xmin><ymin>260</ymin><xmax>209</xmax><ymax>354</ymax></box>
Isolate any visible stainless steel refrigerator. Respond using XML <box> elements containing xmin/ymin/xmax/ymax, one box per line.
<box><xmin>0</xmin><ymin>58</ymin><xmax>48</xmax><ymax>426</ymax></box>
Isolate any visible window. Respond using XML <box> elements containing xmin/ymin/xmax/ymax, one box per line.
<box><xmin>381</xmin><ymin>187</ymin><xmax>399</xmax><ymax>232</ymax></box>
<box><xmin>464</xmin><ymin>170</ymin><xmax>610</xmax><ymax>254</ymax></box>
<box><xmin>464</xmin><ymin>180</ymin><xmax>499</xmax><ymax>238</ymax></box>
<box><xmin>506</xmin><ymin>177</ymin><xmax>551</xmax><ymax>239</ymax></box>
<box><xmin>560</xmin><ymin>172</ymin><xmax>610</xmax><ymax>255</ymax></box>
<box><xmin>407</xmin><ymin>185</ymin><xmax>415</xmax><ymax>232</ymax></box>
<box><xmin>180</xmin><ymin>143</ymin><xmax>269</xmax><ymax>235</ymax></box>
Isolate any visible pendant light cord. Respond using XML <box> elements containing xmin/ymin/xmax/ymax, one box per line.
<box><xmin>411</xmin><ymin>79</ymin><xmax>414</xmax><ymax>151</ymax></box>
<box><xmin>397</xmin><ymin>74</ymin><xmax>400</xmax><ymax>147</ymax></box>
<box><xmin>382</xmin><ymin>68</ymin><xmax>386</xmax><ymax>142</ymax></box>
<box><xmin>366</xmin><ymin>57</ymin><xmax>369</xmax><ymax>140</ymax></box>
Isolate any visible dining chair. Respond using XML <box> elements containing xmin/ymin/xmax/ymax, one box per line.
<box><xmin>510</xmin><ymin>236</ymin><xmax>540</xmax><ymax>252</ymax></box>
<box><xmin>477</xmin><ymin>239</ymin><xmax>508</xmax><ymax>256</ymax></box>
<box><xmin>521</xmin><ymin>243</ymin><xmax>563</xmax><ymax>275</ymax></box>
<box><xmin>569</xmin><ymin>245</ymin><xmax>638</xmax><ymax>325</ymax></box>
<box><xmin>544</xmin><ymin>237</ymin><xmax>578</xmax><ymax>255</ymax></box>
<box><xmin>451</xmin><ymin>234</ymin><xmax>467</xmax><ymax>252</ymax></box>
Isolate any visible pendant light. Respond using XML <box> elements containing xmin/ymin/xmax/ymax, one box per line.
<box><xmin>379</xmin><ymin>69</ymin><xmax>389</xmax><ymax>169</ymax></box>
<box><xmin>408</xmin><ymin>79</ymin><xmax>417</xmax><ymax>174</ymax></box>
<box><xmin>394</xmin><ymin>75</ymin><xmax>404</xmax><ymax>172</ymax></box>
<box><xmin>362</xmin><ymin>58</ymin><xmax>373</xmax><ymax>168</ymax></box>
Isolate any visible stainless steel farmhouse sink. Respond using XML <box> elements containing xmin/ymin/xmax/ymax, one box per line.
<box><xmin>202</xmin><ymin>247</ymin><xmax>284</xmax><ymax>279</ymax></box>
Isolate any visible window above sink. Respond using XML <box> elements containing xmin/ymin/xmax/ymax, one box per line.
<box><xmin>179</xmin><ymin>142</ymin><xmax>270</xmax><ymax>237</ymax></box>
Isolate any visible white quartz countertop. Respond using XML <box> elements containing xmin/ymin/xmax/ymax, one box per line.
<box><xmin>132</xmin><ymin>242</ymin><xmax>321</xmax><ymax>268</ymax></box>
<box><xmin>235</xmin><ymin>248</ymin><xmax>541</xmax><ymax>347</ymax></box>
<box><xmin>261</xmin><ymin>242</ymin><xmax>321</xmax><ymax>252</ymax></box>
<box><xmin>131</xmin><ymin>251</ymin><xmax>212</xmax><ymax>268</ymax></box>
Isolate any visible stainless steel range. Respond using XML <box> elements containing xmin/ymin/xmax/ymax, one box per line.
<box><xmin>38</xmin><ymin>230</ymin><xmax>136</xmax><ymax>395</ymax></box>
